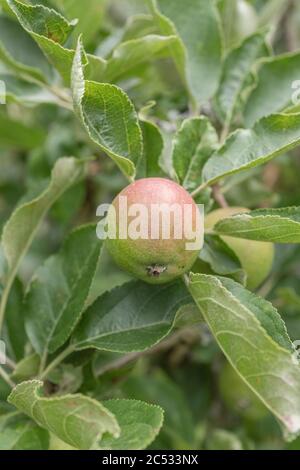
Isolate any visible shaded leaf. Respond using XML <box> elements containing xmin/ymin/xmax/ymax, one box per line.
<box><xmin>57</xmin><ymin>0</ymin><xmax>106</xmax><ymax>47</ymax></box>
<box><xmin>2</xmin><ymin>157</ymin><xmax>85</xmax><ymax>279</ymax></box>
<box><xmin>0</xmin><ymin>112</ymin><xmax>45</xmax><ymax>150</ymax></box>
<box><xmin>172</xmin><ymin>117</ymin><xmax>218</xmax><ymax>191</ymax></box>
<box><xmin>157</xmin><ymin>0</ymin><xmax>222</xmax><ymax>103</ymax></box>
<box><xmin>0</xmin><ymin>15</ymin><xmax>52</xmax><ymax>83</ymax></box>
<box><xmin>3</xmin><ymin>278</ymin><xmax>26</xmax><ymax>361</ymax></box>
<box><xmin>25</xmin><ymin>225</ymin><xmax>103</xmax><ymax>355</ymax></box>
<box><xmin>122</xmin><ymin>370</ymin><xmax>196</xmax><ymax>449</ymax></box>
<box><xmin>0</xmin><ymin>414</ymin><xmax>49</xmax><ymax>450</ymax></box>
<box><xmin>137</xmin><ymin>119</ymin><xmax>164</xmax><ymax>178</ymax></box>
<box><xmin>199</xmin><ymin>235</ymin><xmax>246</xmax><ymax>284</ymax></box>
<box><xmin>103</xmin><ymin>34</ymin><xmax>178</xmax><ymax>83</ymax></box>
<box><xmin>0</xmin><ymin>73</ymin><xmax>62</xmax><ymax>106</ymax></box>
<box><xmin>7</xmin><ymin>0</ymin><xmax>79</xmax><ymax>84</ymax></box>
<box><xmin>72</xmin><ymin>279</ymin><xmax>192</xmax><ymax>353</ymax></box>
<box><xmin>154</xmin><ymin>0</ymin><xmax>223</xmax><ymax>103</ymax></box>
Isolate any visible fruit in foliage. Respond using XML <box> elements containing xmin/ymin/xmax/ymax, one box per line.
<box><xmin>219</xmin><ymin>362</ymin><xmax>268</xmax><ymax>421</ymax></box>
<box><xmin>205</xmin><ymin>207</ymin><xmax>274</xmax><ymax>290</ymax></box>
<box><xmin>106</xmin><ymin>178</ymin><xmax>201</xmax><ymax>284</ymax></box>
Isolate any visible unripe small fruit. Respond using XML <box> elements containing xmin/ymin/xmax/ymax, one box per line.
<box><xmin>106</xmin><ymin>178</ymin><xmax>201</xmax><ymax>284</ymax></box>
<box><xmin>219</xmin><ymin>362</ymin><xmax>268</xmax><ymax>421</ymax></box>
<box><xmin>205</xmin><ymin>207</ymin><xmax>274</xmax><ymax>290</ymax></box>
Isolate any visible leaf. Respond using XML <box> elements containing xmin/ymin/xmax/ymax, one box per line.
<box><xmin>206</xmin><ymin>429</ymin><xmax>243</xmax><ymax>450</ymax></box>
<box><xmin>57</xmin><ymin>0</ymin><xmax>106</xmax><ymax>47</ymax></box>
<box><xmin>188</xmin><ymin>273</ymin><xmax>300</xmax><ymax>437</ymax></box>
<box><xmin>7</xmin><ymin>0</ymin><xmax>78</xmax><ymax>84</ymax></box>
<box><xmin>99</xmin><ymin>399</ymin><xmax>163</xmax><ymax>450</ymax></box>
<box><xmin>0</xmin><ymin>414</ymin><xmax>49</xmax><ymax>450</ymax></box>
<box><xmin>154</xmin><ymin>0</ymin><xmax>223</xmax><ymax>103</ymax></box>
<box><xmin>103</xmin><ymin>34</ymin><xmax>178</xmax><ymax>83</ymax></box>
<box><xmin>214</xmin><ymin>32</ymin><xmax>269</xmax><ymax>126</ymax></box>
<box><xmin>149</xmin><ymin>0</ymin><xmax>187</xmax><ymax>94</ymax></box>
<box><xmin>71</xmin><ymin>38</ymin><xmax>143</xmax><ymax>180</ymax></box>
<box><xmin>0</xmin><ymin>73</ymin><xmax>62</xmax><ymax>106</ymax></box>
<box><xmin>245</xmin><ymin>52</ymin><xmax>300</xmax><ymax>127</ymax></box>
<box><xmin>25</xmin><ymin>224</ymin><xmax>103</xmax><ymax>355</ymax></box>
<box><xmin>199</xmin><ymin>235</ymin><xmax>246</xmax><ymax>284</ymax></box>
<box><xmin>3</xmin><ymin>278</ymin><xmax>26</xmax><ymax>361</ymax></box>
<box><xmin>2</xmin><ymin>157</ymin><xmax>85</xmax><ymax>281</ymax></box>
<box><xmin>172</xmin><ymin>117</ymin><xmax>219</xmax><ymax>191</ymax></box>
<box><xmin>11</xmin><ymin>353</ymin><xmax>40</xmax><ymax>382</ymax></box>
<box><xmin>137</xmin><ymin>119</ymin><xmax>164</xmax><ymax>178</ymax></box>
<box><xmin>122</xmin><ymin>370</ymin><xmax>196</xmax><ymax>449</ymax></box>
<box><xmin>0</xmin><ymin>112</ymin><xmax>45</xmax><ymax>150</ymax></box>
<box><xmin>72</xmin><ymin>279</ymin><xmax>192</xmax><ymax>353</ymax></box>
<box><xmin>0</xmin><ymin>15</ymin><xmax>52</xmax><ymax>83</ymax></box>
<box><xmin>202</xmin><ymin>113</ymin><xmax>300</xmax><ymax>186</ymax></box>
<box><xmin>7</xmin><ymin>0</ymin><xmax>107</xmax><ymax>85</ymax></box>
<box><xmin>213</xmin><ymin>207</ymin><xmax>300</xmax><ymax>243</ymax></box>
<box><xmin>8</xmin><ymin>380</ymin><xmax>120</xmax><ymax>450</ymax></box>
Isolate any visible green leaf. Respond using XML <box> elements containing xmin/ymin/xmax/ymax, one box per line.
<box><xmin>0</xmin><ymin>73</ymin><xmax>62</xmax><ymax>106</ymax></box>
<box><xmin>99</xmin><ymin>399</ymin><xmax>164</xmax><ymax>450</ymax></box>
<box><xmin>202</xmin><ymin>113</ymin><xmax>300</xmax><ymax>186</ymax></box>
<box><xmin>25</xmin><ymin>224</ymin><xmax>103</xmax><ymax>355</ymax></box>
<box><xmin>214</xmin><ymin>32</ymin><xmax>269</xmax><ymax>126</ymax></box>
<box><xmin>0</xmin><ymin>15</ymin><xmax>52</xmax><ymax>83</ymax></box>
<box><xmin>57</xmin><ymin>0</ymin><xmax>106</xmax><ymax>47</ymax></box>
<box><xmin>188</xmin><ymin>273</ymin><xmax>300</xmax><ymax>437</ymax></box>
<box><xmin>11</xmin><ymin>353</ymin><xmax>40</xmax><ymax>382</ymax></box>
<box><xmin>206</xmin><ymin>429</ymin><xmax>243</xmax><ymax>450</ymax></box>
<box><xmin>103</xmin><ymin>34</ymin><xmax>178</xmax><ymax>83</ymax></box>
<box><xmin>72</xmin><ymin>279</ymin><xmax>192</xmax><ymax>353</ymax></box>
<box><xmin>172</xmin><ymin>117</ymin><xmax>218</xmax><ymax>191</ymax></box>
<box><xmin>137</xmin><ymin>119</ymin><xmax>164</xmax><ymax>178</ymax></box>
<box><xmin>199</xmin><ymin>235</ymin><xmax>246</xmax><ymax>284</ymax></box>
<box><xmin>122</xmin><ymin>370</ymin><xmax>196</xmax><ymax>449</ymax></box>
<box><xmin>149</xmin><ymin>0</ymin><xmax>187</xmax><ymax>94</ymax></box>
<box><xmin>245</xmin><ymin>52</ymin><xmax>300</xmax><ymax>127</ymax></box>
<box><xmin>3</xmin><ymin>278</ymin><xmax>26</xmax><ymax>361</ymax></box>
<box><xmin>7</xmin><ymin>0</ymin><xmax>78</xmax><ymax>84</ymax></box>
<box><xmin>8</xmin><ymin>380</ymin><xmax>120</xmax><ymax>450</ymax></box>
<box><xmin>154</xmin><ymin>0</ymin><xmax>223</xmax><ymax>104</ymax></box>
<box><xmin>214</xmin><ymin>207</ymin><xmax>300</xmax><ymax>243</ymax></box>
<box><xmin>71</xmin><ymin>38</ymin><xmax>143</xmax><ymax>180</ymax></box>
<box><xmin>2</xmin><ymin>157</ymin><xmax>85</xmax><ymax>280</ymax></box>
<box><xmin>0</xmin><ymin>414</ymin><xmax>49</xmax><ymax>450</ymax></box>
<box><xmin>0</xmin><ymin>112</ymin><xmax>45</xmax><ymax>150</ymax></box>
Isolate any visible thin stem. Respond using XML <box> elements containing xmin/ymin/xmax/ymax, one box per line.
<box><xmin>0</xmin><ymin>366</ymin><xmax>15</xmax><ymax>388</ymax></box>
<box><xmin>39</xmin><ymin>345</ymin><xmax>75</xmax><ymax>381</ymax></box>
<box><xmin>38</xmin><ymin>350</ymin><xmax>48</xmax><ymax>377</ymax></box>
<box><xmin>220</xmin><ymin>121</ymin><xmax>230</xmax><ymax>145</ymax></box>
<box><xmin>0</xmin><ymin>353</ymin><xmax>16</xmax><ymax>371</ymax></box>
<box><xmin>212</xmin><ymin>183</ymin><xmax>228</xmax><ymax>208</ymax></box>
<box><xmin>0</xmin><ymin>273</ymin><xmax>15</xmax><ymax>334</ymax></box>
